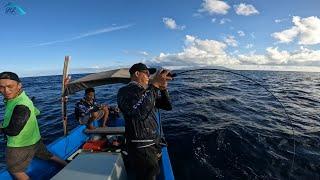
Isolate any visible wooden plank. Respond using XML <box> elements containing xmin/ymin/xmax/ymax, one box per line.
<box><xmin>84</xmin><ymin>127</ymin><xmax>125</xmax><ymax>135</ymax></box>
<box><xmin>62</xmin><ymin>56</ymin><xmax>70</xmax><ymax>136</ymax></box>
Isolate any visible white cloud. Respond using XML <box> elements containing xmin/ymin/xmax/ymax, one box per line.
<box><xmin>211</xmin><ymin>18</ymin><xmax>216</xmax><ymax>23</ymax></box>
<box><xmin>234</xmin><ymin>3</ymin><xmax>259</xmax><ymax>16</ymax></box>
<box><xmin>151</xmin><ymin>35</ymin><xmax>320</xmax><ymax>68</ymax></box>
<box><xmin>238</xmin><ymin>46</ymin><xmax>320</xmax><ymax>65</ymax></box>
<box><xmin>227</xmin><ymin>65</ymin><xmax>320</xmax><ymax>72</ymax></box>
<box><xmin>224</xmin><ymin>35</ymin><xmax>238</xmax><ymax>47</ymax></box>
<box><xmin>192</xmin><ymin>13</ymin><xmax>202</xmax><ymax>18</ymax></box>
<box><xmin>237</xmin><ymin>54</ymin><xmax>268</xmax><ymax>65</ymax></box>
<box><xmin>154</xmin><ymin>35</ymin><xmax>239</xmax><ymax>66</ymax></box>
<box><xmin>185</xmin><ymin>35</ymin><xmax>196</xmax><ymax>44</ymax></box>
<box><xmin>30</xmin><ymin>24</ymin><xmax>133</xmax><ymax>47</ymax></box>
<box><xmin>139</xmin><ymin>51</ymin><xmax>149</xmax><ymax>56</ymax></box>
<box><xmin>266</xmin><ymin>47</ymin><xmax>290</xmax><ymax>64</ymax></box>
<box><xmin>272</xmin><ymin>16</ymin><xmax>320</xmax><ymax>45</ymax></box>
<box><xmin>199</xmin><ymin>0</ymin><xmax>230</xmax><ymax>15</ymax></box>
<box><xmin>271</xmin><ymin>27</ymin><xmax>299</xmax><ymax>43</ymax></box>
<box><xmin>249</xmin><ymin>50</ymin><xmax>256</xmax><ymax>55</ymax></box>
<box><xmin>290</xmin><ymin>46</ymin><xmax>320</xmax><ymax>63</ymax></box>
<box><xmin>220</xmin><ymin>18</ymin><xmax>231</xmax><ymax>24</ymax></box>
<box><xmin>245</xmin><ymin>44</ymin><xmax>253</xmax><ymax>49</ymax></box>
<box><xmin>294</xmin><ymin>16</ymin><xmax>320</xmax><ymax>45</ymax></box>
<box><xmin>162</xmin><ymin>17</ymin><xmax>186</xmax><ymax>30</ymax></box>
<box><xmin>237</xmin><ymin>30</ymin><xmax>245</xmax><ymax>37</ymax></box>
<box><xmin>123</xmin><ymin>50</ymin><xmax>150</xmax><ymax>57</ymax></box>
<box><xmin>275</xmin><ymin>19</ymin><xmax>282</xmax><ymax>23</ymax></box>
<box><xmin>275</xmin><ymin>18</ymin><xmax>288</xmax><ymax>23</ymax></box>
<box><xmin>250</xmin><ymin>32</ymin><xmax>255</xmax><ymax>39</ymax></box>
<box><xmin>231</xmin><ymin>50</ymin><xmax>239</xmax><ymax>55</ymax></box>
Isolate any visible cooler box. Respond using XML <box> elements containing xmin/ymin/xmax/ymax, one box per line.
<box><xmin>52</xmin><ymin>152</ymin><xmax>127</xmax><ymax>180</ymax></box>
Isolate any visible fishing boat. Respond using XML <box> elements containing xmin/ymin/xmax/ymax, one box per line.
<box><xmin>0</xmin><ymin>56</ymin><xmax>175</xmax><ymax>179</ymax></box>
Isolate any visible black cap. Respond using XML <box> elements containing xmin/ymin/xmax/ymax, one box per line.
<box><xmin>129</xmin><ymin>63</ymin><xmax>156</xmax><ymax>75</ymax></box>
<box><xmin>85</xmin><ymin>87</ymin><xmax>95</xmax><ymax>94</ymax></box>
<box><xmin>0</xmin><ymin>72</ymin><xmax>21</xmax><ymax>82</ymax></box>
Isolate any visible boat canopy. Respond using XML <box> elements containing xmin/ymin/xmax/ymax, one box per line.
<box><xmin>64</xmin><ymin>68</ymin><xmax>131</xmax><ymax>95</ymax></box>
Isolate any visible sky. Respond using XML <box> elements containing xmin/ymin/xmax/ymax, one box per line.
<box><xmin>1</xmin><ymin>0</ymin><xmax>320</xmax><ymax>76</ymax></box>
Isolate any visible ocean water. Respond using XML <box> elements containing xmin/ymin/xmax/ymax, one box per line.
<box><xmin>0</xmin><ymin>70</ymin><xmax>319</xmax><ymax>179</ymax></box>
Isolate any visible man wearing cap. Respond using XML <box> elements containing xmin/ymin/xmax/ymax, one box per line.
<box><xmin>0</xmin><ymin>72</ymin><xmax>67</xmax><ymax>180</ymax></box>
<box><xmin>117</xmin><ymin>63</ymin><xmax>172</xmax><ymax>180</ymax></box>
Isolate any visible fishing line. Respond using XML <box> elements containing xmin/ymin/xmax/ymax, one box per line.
<box><xmin>171</xmin><ymin>68</ymin><xmax>296</xmax><ymax>174</ymax></box>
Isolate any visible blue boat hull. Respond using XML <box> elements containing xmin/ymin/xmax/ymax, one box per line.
<box><xmin>0</xmin><ymin>118</ymin><xmax>174</xmax><ymax>179</ymax></box>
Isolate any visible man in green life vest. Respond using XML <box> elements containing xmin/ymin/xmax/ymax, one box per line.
<box><xmin>0</xmin><ymin>72</ymin><xmax>67</xmax><ymax>180</ymax></box>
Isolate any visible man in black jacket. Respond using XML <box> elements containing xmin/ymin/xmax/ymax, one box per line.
<box><xmin>117</xmin><ymin>63</ymin><xmax>172</xmax><ymax>180</ymax></box>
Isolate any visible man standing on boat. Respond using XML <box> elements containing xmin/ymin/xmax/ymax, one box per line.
<box><xmin>0</xmin><ymin>72</ymin><xmax>67</xmax><ymax>180</ymax></box>
<box><xmin>117</xmin><ymin>63</ymin><xmax>172</xmax><ymax>180</ymax></box>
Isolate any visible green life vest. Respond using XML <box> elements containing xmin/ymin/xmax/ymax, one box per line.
<box><xmin>2</xmin><ymin>91</ymin><xmax>41</xmax><ymax>147</ymax></box>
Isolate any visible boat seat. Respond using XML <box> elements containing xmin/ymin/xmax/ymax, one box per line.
<box><xmin>52</xmin><ymin>152</ymin><xmax>127</xmax><ymax>180</ymax></box>
<box><xmin>85</xmin><ymin>126</ymin><xmax>125</xmax><ymax>135</ymax></box>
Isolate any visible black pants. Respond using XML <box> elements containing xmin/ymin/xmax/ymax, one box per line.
<box><xmin>128</xmin><ymin>146</ymin><xmax>160</xmax><ymax>180</ymax></box>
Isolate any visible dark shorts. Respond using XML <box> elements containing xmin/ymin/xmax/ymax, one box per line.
<box><xmin>5</xmin><ymin>140</ymin><xmax>53</xmax><ymax>173</ymax></box>
<box><xmin>129</xmin><ymin>146</ymin><xmax>160</xmax><ymax>180</ymax></box>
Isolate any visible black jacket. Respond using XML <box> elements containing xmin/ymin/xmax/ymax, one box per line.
<box><xmin>117</xmin><ymin>81</ymin><xmax>172</xmax><ymax>147</ymax></box>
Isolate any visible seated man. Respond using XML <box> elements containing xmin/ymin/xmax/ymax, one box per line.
<box><xmin>75</xmin><ymin>88</ymin><xmax>109</xmax><ymax>129</ymax></box>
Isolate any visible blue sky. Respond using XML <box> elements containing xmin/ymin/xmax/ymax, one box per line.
<box><xmin>1</xmin><ymin>0</ymin><xmax>320</xmax><ymax>76</ymax></box>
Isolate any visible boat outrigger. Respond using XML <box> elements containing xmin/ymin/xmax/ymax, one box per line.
<box><xmin>0</xmin><ymin>56</ymin><xmax>175</xmax><ymax>179</ymax></box>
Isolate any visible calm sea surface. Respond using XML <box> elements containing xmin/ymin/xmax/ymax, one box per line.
<box><xmin>0</xmin><ymin>70</ymin><xmax>319</xmax><ymax>179</ymax></box>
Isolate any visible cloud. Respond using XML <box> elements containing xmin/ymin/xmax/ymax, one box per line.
<box><xmin>151</xmin><ymin>35</ymin><xmax>320</xmax><ymax>68</ymax></box>
<box><xmin>237</xmin><ymin>54</ymin><xmax>268</xmax><ymax>65</ymax></box>
<box><xmin>192</xmin><ymin>13</ymin><xmax>202</xmax><ymax>18</ymax></box>
<box><xmin>199</xmin><ymin>0</ymin><xmax>230</xmax><ymax>15</ymax></box>
<box><xmin>275</xmin><ymin>18</ymin><xmax>288</xmax><ymax>23</ymax></box>
<box><xmin>234</xmin><ymin>3</ymin><xmax>259</xmax><ymax>16</ymax></box>
<box><xmin>230</xmin><ymin>50</ymin><xmax>239</xmax><ymax>55</ymax></box>
<box><xmin>289</xmin><ymin>46</ymin><xmax>320</xmax><ymax>64</ymax></box>
<box><xmin>123</xmin><ymin>50</ymin><xmax>150</xmax><ymax>57</ymax></box>
<box><xmin>266</xmin><ymin>47</ymin><xmax>290</xmax><ymax>64</ymax></box>
<box><xmin>139</xmin><ymin>51</ymin><xmax>149</xmax><ymax>56</ymax></box>
<box><xmin>162</xmin><ymin>17</ymin><xmax>186</xmax><ymax>30</ymax></box>
<box><xmin>272</xmin><ymin>16</ymin><xmax>320</xmax><ymax>45</ymax></box>
<box><xmin>224</xmin><ymin>35</ymin><xmax>238</xmax><ymax>47</ymax></box>
<box><xmin>271</xmin><ymin>27</ymin><xmax>299</xmax><ymax>43</ymax></box>
<box><xmin>245</xmin><ymin>44</ymin><xmax>253</xmax><ymax>49</ymax></box>
<box><xmin>211</xmin><ymin>18</ymin><xmax>216</xmax><ymax>23</ymax></box>
<box><xmin>237</xmin><ymin>30</ymin><xmax>245</xmax><ymax>37</ymax></box>
<box><xmin>250</xmin><ymin>32</ymin><xmax>255</xmax><ymax>39</ymax></box>
<box><xmin>238</xmin><ymin>46</ymin><xmax>320</xmax><ymax>65</ymax></box>
<box><xmin>220</xmin><ymin>18</ymin><xmax>231</xmax><ymax>24</ymax></box>
<box><xmin>227</xmin><ymin>64</ymin><xmax>320</xmax><ymax>72</ymax></box>
<box><xmin>154</xmin><ymin>35</ymin><xmax>239</xmax><ymax>66</ymax></box>
<box><xmin>30</xmin><ymin>24</ymin><xmax>133</xmax><ymax>47</ymax></box>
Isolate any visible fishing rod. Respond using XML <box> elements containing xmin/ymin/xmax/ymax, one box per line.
<box><xmin>169</xmin><ymin>68</ymin><xmax>296</xmax><ymax>174</ymax></box>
